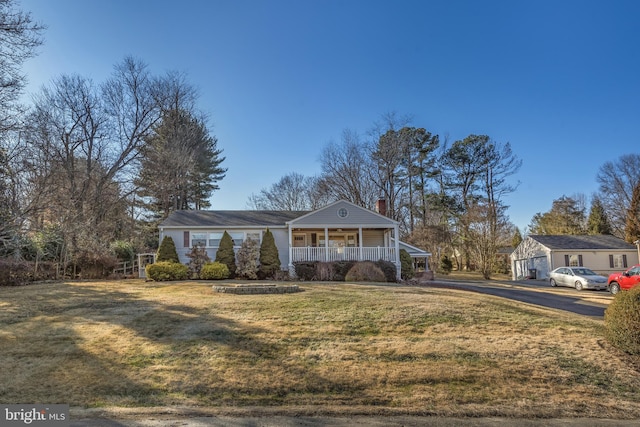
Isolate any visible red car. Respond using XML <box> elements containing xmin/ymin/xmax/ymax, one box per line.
<box><xmin>607</xmin><ymin>265</ymin><xmax>640</xmax><ymax>295</ymax></box>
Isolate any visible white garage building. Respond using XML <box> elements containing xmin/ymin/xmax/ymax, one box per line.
<box><xmin>510</xmin><ymin>235</ymin><xmax>638</xmax><ymax>280</ymax></box>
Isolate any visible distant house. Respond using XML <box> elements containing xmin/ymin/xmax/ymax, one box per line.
<box><xmin>510</xmin><ymin>235</ymin><xmax>639</xmax><ymax>280</ymax></box>
<box><xmin>158</xmin><ymin>200</ymin><xmax>431</xmax><ymax>280</ymax></box>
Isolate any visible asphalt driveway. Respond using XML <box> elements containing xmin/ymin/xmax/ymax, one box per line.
<box><xmin>428</xmin><ymin>278</ymin><xmax>610</xmax><ymax>317</ymax></box>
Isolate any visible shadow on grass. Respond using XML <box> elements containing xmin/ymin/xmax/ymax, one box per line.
<box><xmin>0</xmin><ymin>280</ymin><xmax>375</xmax><ymax>409</ymax></box>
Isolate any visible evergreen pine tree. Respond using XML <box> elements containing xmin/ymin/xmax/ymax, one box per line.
<box><xmin>399</xmin><ymin>249</ymin><xmax>415</xmax><ymax>280</ymax></box>
<box><xmin>259</xmin><ymin>228</ymin><xmax>281</xmax><ymax>279</ymax></box>
<box><xmin>215</xmin><ymin>231</ymin><xmax>237</xmax><ymax>278</ymax></box>
<box><xmin>511</xmin><ymin>227</ymin><xmax>523</xmax><ymax>248</ymax></box>
<box><xmin>157</xmin><ymin>236</ymin><xmax>179</xmax><ymax>263</ymax></box>
<box><xmin>587</xmin><ymin>197</ymin><xmax>612</xmax><ymax>235</ymax></box>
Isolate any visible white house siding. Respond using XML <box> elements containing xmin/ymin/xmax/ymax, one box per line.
<box><xmin>269</xmin><ymin>228</ymin><xmax>291</xmax><ymax>267</ymax></box>
<box><xmin>160</xmin><ymin>229</ymin><xmax>192</xmax><ymax>263</ymax></box>
<box><xmin>159</xmin><ymin>227</ymin><xmax>291</xmax><ymax>268</ymax></box>
<box><xmin>362</xmin><ymin>229</ymin><xmax>385</xmax><ymax>246</ymax></box>
<box><xmin>510</xmin><ymin>238</ymin><xmax>551</xmax><ymax>280</ymax></box>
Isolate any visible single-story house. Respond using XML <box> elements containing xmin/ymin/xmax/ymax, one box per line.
<box><xmin>510</xmin><ymin>234</ymin><xmax>639</xmax><ymax>280</ymax></box>
<box><xmin>158</xmin><ymin>199</ymin><xmax>432</xmax><ymax>280</ymax></box>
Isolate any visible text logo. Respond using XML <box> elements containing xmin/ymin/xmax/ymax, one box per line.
<box><xmin>1</xmin><ymin>405</ymin><xmax>69</xmax><ymax>426</ymax></box>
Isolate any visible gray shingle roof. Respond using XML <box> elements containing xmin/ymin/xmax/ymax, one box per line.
<box><xmin>529</xmin><ymin>234</ymin><xmax>636</xmax><ymax>250</ymax></box>
<box><xmin>159</xmin><ymin>210</ymin><xmax>309</xmax><ymax>228</ymax></box>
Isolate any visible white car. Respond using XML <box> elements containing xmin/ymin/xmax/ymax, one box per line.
<box><xmin>549</xmin><ymin>267</ymin><xmax>608</xmax><ymax>291</ymax></box>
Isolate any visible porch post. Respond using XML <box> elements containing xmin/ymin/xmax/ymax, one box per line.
<box><xmin>394</xmin><ymin>223</ymin><xmax>401</xmax><ymax>280</ymax></box>
<box><xmin>358</xmin><ymin>226</ymin><xmax>363</xmax><ymax>260</ymax></box>
<box><xmin>287</xmin><ymin>223</ymin><xmax>294</xmax><ymax>276</ymax></box>
<box><xmin>324</xmin><ymin>227</ymin><xmax>329</xmax><ymax>262</ymax></box>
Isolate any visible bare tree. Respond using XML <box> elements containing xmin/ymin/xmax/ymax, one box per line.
<box><xmin>317</xmin><ymin>129</ymin><xmax>378</xmax><ymax>209</ymax></box>
<box><xmin>471</xmin><ymin>140</ymin><xmax>521</xmax><ymax>278</ymax></box>
<box><xmin>0</xmin><ymin>0</ymin><xmax>45</xmax><ymax>132</ymax></box>
<box><xmin>22</xmin><ymin>57</ymin><xmax>199</xmax><ymax>269</ymax></box>
<box><xmin>248</xmin><ymin>172</ymin><xmax>319</xmax><ymax>211</ymax></box>
<box><xmin>0</xmin><ymin>0</ymin><xmax>44</xmax><ymax>255</ymax></box>
<box><xmin>596</xmin><ymin>154</ymin><xmax>640</xmax><ymax>239</ymax></box>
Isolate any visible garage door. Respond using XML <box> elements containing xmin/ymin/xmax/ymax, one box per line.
<box><xmin>531</xmin><ymin>256</ymin><xmax>549</xmax><ymax>279</ymax></box>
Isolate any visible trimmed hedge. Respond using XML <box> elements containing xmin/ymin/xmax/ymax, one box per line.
<box><xmin>604</xmin><ymin>286</ymin><xmax>640</xmax><ymax>354</ymax></box>
<box><xmin>294</xmin><ymin>262</ymin><xmax>317</xmax><ymax>281</ymax></box>
<box><xmin>201</xmin><ymin>261</ymin><xmax>230</xmax><ymax>280</ymax></box>
<box><xmin>345</xmin><ymin>261</ymin><xmax>386</xmax><ymax>282</ymax></box>
<box><xmin>375</xmin><ymin>260</ymin><xmax>397</xmax><ymax>282</ymax></box>
<box><xmin>293</xmin><ymin>260</ymin><xmax>396</xmax><ymax>282</ymax></box>
<box><xmin>146</xmin><ymin>261</ymin><xmax>188</xmax><ymax>281</ymax></box>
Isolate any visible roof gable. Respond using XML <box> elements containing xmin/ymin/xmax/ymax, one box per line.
<box><xmin>288</xmin><ymin>200</ymin><xmax>397</xmax><ymax>227</ymax></box>
<box><xmin>528</xmin><ymin>234</ymin><xmax>635</xmax><ymax>250</ymax></box>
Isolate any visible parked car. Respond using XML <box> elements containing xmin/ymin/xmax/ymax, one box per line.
<box><xmin>607</xmin><ymin>265</ymin><xmax>640</xmax><ymax>295</ymax></box>
<box><xmin>549</xmin><ymin>267</ymin><xmax>608</xmax><ymax>291</ymax></box>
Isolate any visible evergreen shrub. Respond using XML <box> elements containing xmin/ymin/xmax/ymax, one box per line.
<box><xmin>146</xmin><ymin>261</ymin><xmax>188</xmax><ymax>281</ymax></box>
<box><xmin>400</xmin><ymin>249</ymin><xmax>415</xmax><ymax>280</ymax></box>
<box><xmin>375</xmin><ymin>260</ymin><xmax>397</xmax><ymax>282</ymax></box>
<box><xmin>215</xmin><ymin>231</ymin><xmax>236</xmax><ymax>278</ymax></box>
<box><xmin>604</xmin><ymin>286</ymin><xmax>640</xmax><ymax>354</ymax></box>
<box><xmin>201</xmin><ymin>261</ymin><xmax>230</xmax><ymax>280</ymax></box>
<box><xmin>345</xmin><ymin>261</ymin><xmax>386</xmax><ymax>282</ymax></box>
<box><xmin>157</xmin><ymin>236</ymin><xmax>179</xmax><ymax>263</ymax></box>
<box><xmin>440</xmin><ymin>255</ymin><xmax>453</xmax><ymax>274</ymax></box>
<box><xmin>259</xmin><ymin>228</ymin><xmax>281</xmax><ymax>279</ymax></box>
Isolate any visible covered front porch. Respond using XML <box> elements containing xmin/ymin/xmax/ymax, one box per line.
<box><xmin>284</xmin><ymin>200</ymin><xmax>402</xmax><ymax>279</ymax></box>
<box><xmin>288</xmin><ymin>227</ymin><xmax>399</xmax><ymax>263</ymax></box>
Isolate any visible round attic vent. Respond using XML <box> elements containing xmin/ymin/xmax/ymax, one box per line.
<box><xmin>337</xmin><ymin>207</ymin><xmax>349</xmax><ymax>218</ymax></box>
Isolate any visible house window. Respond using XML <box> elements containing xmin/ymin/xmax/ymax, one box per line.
<box><xmin>246</xmin><ymin>232</ymin><xmax>261</xmax><ymax>242</ymax></box>
<box><xmin>337</xmin><ymin>207</ymin><xmax>349</xmax><ymax>218</ymax></box>
<box><xmin>610</xmin><ymin>254</ymin><xmax>628</xmax><ymax>269</ymax></box>
<box><xmin>191</xmin><ymin>233</ymin><xmax>207</xmax><ymax>247</ymax></box>
<box><xmin>208</xmin><ymin>232</ymin><xmax>224</xmax><ymax>247</ymax></box>
<box><xmin>564</xmin><ymin>254</ymin><xmax>583</xmax><ymax>267</ymax></box>
<box><xmin>229</xmin><ymin>232</ymin><xmax>244</xmax><ymax>247</ymax></box>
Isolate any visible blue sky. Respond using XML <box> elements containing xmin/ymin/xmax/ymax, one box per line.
<box><xmin>19</xmin><ymin>0</ymin><xmax>640</xmax><ymax>232</ymax></box>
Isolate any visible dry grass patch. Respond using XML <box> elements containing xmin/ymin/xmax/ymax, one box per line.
<box><xmin>0</xmin><ymin>280</ymin><xmax>639</xmax><ymax>419</ymax></box>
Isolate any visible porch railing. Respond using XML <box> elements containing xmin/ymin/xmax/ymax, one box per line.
<box><xmin>291</xmin><ymin>247</ymin><xmax>397</xmax><ymax>263</ymax></box>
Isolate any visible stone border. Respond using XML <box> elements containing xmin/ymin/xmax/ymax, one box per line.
<box><xmin>212</xmin><ymin>284</ymin><xmax>301</xmax><ymax>294</ymax></box>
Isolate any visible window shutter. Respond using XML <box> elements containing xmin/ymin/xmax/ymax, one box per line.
<box><xmin>609</xmin><ymin>255</ymin><xmax>614</xmax><ymax>268</ymax></box>
<box><xmin>564</xmin><ymin>255</ymin><xmax>569</xmax><ymax>266</ymax></box>
<box><xmin>623</xmin><ymin>254</ymin><xmax>628</xmax><ymax>268</ymax></box>
<box><xmin>183</xmin><ymin>231</ymin><xmax>190</xmax><ymax>248</ymax></box>
<box><xmin>578</xmin><ymin>254</ymin><xmax>583</xmax><ymax>266</ymax></box>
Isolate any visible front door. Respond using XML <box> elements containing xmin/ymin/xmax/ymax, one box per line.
<box><xmin>293</xmin><ymin>234</ymin><xmax>306</xmax><ymax>247</ymax></box>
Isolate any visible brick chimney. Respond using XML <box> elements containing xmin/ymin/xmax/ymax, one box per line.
<box><xmin>375</xmin><ymin>199</ymin><xmax>387</xmax><ymax>216</ymax></box>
